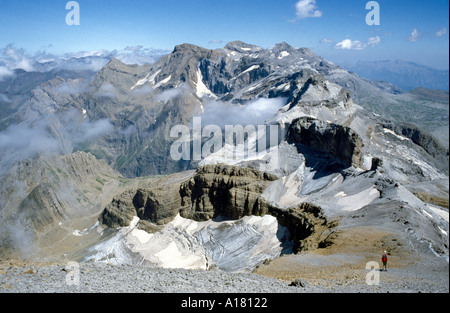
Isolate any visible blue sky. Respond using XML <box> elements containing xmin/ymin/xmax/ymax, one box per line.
<box><xmin>0</xmin><ymin>0</ymin><xmax>448</xmax><ymax>69</ymax></box>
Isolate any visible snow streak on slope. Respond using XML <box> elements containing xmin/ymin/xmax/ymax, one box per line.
<box><xmin>84</xmin><ymin>215</ymin><xmax>292</xmax><ymax>272</ymax></box>
<box><xmin>195</xmin><ymin>68</ymin><xmax>216</xmax><ymax>98</ymax></box>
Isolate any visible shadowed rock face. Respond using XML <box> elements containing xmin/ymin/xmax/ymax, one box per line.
<box><xmin>381</xmin><ymin>121</ymin><xmax>449</xmax><ymax>175</ymax></box>
<box><xmin>287</xmin><ymin>117</ymin><xmax>364</xmax><ymax>168</ymax></box>
<box><xmin>99</xmin><ymin>164</ymin><xmax>331</xmax><ymax>253</ymax></box>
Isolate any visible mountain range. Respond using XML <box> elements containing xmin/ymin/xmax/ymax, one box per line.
<box><xmin>0</xmin><ymin>41</ymin><xmax>448</xmax><ymax>279</ymax></box>
<box><xmin>343</xmin><ymin>59</ymin><xmax>449</xmax><ymax>92</ymax></box>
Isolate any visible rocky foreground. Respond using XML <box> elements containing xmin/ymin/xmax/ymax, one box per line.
<box><xmin>1</xmin><ymin>252</ymin><xmax>447</xmax><ymax>294</ymax></box>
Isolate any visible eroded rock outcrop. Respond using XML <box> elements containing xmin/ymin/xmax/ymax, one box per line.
<box><xmin>287</xmin><ymin>116</ymin><xmax>364</xmax><ymax>168</ymax></box>
<box><xmin>99</xmin><ymin>164</ymin><xmax>331</xmax><ymax>253</ymax></box>
<box><xmin>179</xmin><ymin>165</ymin><xmax>278</xmax><ymax>221</ymax></box>
<box><xmin>99</xmin><ymin>182</ymin><xmax>182</xmax><ymax>233</ymax></box>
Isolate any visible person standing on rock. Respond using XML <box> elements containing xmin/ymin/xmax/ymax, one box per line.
<box><xmin>382</xmin><ymin>251</ymin><xmax>388</xmax><ymax>271</ymax></box>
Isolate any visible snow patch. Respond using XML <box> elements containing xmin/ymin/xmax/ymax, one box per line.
<box><xmin>383</xmin><ymin>128</ymin><xmax>410</xmax><ymax>141</ymax></box>
<box><xmin>278</xmin><ymin>51</ymin><xmax>290</xmax><ymax>59</ymax></box>
<box><xmin>130</xmin><ymin>228</ymin><xmax>152</xmax><ymax>244</ymax></box>
<box><xmin>362</xmin><ymin>155</ymin><xmax>373</xmax><ymax>171</ymax></box>
<box><xmin>334</xmin><ymin>191</ymin><xmax>347</xmax><ymax>198</ymax></box>
<box><xmin>154</xmin><ymin>75</ymin><xmax>171</xmax><ymax>88</ymax></box>
<box><xmin>87</xmin><ymin>214</ymin><xmax>291</xmax><ymax>272</ymax></box>
<box><xmin>422</xmin><ymin>209</ymin><xmax>433</xmax><ymax>219</ymax></box>
<box><xmin>154</xmin><ymin>241</ymin><xmax>206</xmax><ymax>270</ymax></box>
<box><xmin>130</xmin><ymin>69</ymin><xmax>161</xmax><ymax>90</ymax></box>
<box><xmin>276</xmin><ymin>83</ymin><xmax>290</xmax><ymax>91</ymax></box>
<box><xmin>438</xmin><ymin>226</ymin><xmax>448</xmax><ymax>236</ymax></box>
<box><xmin>195</xmin><ymin>68</ymin><xmax>216</xmax><ymax>98</ymax></box>
<box><xmin>72</xmin><ymin>229</ymin><xmax>88</xmax><ymax>237</ymax></box>
<box><xmin>242</xmin><ymin>65</ymin><xmax>260</xmax><ymax>74</ymax></box>
<box><xmin>72</xmin><ymin>221</ymin><xmax>99</xmax><ymax>237</ymax></box>
<box><xmin>337</xmin><ymin>187</ymin><xmax>380</xmax><ymax>212</ymax></box>
<box><xmin>427</xmin><ymin>205</ymin><xmax>449</xmax><ymax>223</ymax></box>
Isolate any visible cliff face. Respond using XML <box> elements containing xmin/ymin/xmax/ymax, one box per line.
<box><xmin>287</xmin><ymin>117</ymin><xmax>364</xmax><ymax>168</ymax></box>
<box><xmin>99</xmin><ymin>164</ymin><xmax>331</xmax><ymax>253</ymax></box>
<box><xmin>99</xmin><ymin>181</ymin><xmax>183</xmax><ymax>233</ymax></box>
<box><xmin>179</xmin><ymin>165</ymin><xmax>278</xmax><ymax>221</ymax></box>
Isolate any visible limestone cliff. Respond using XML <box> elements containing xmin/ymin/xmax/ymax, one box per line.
<box><xmin>287</xmin><ymin>117</ymin><xmax>364</xmax><ymax>168</ymax></box>
<box><xmin>99</xmin><ymin>164</ymin><xmax>331</xmax><ymax>253</ymax></box>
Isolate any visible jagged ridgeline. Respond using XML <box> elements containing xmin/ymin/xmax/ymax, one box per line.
<box><xmin>2</xmin><ymin>41</ymin><xmax>446</xmax><ymax>178</ymax></box>
<box><xmin>0</xmin><ymin>41</ymin><xmax>448</xmax><ymax>270</ymax></box>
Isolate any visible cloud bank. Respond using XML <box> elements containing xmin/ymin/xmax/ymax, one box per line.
<box><xmin>0</xmin><ymin>109</ymin><xmax>113</xmax><ymax>176</ymax></box>
<box><xmin>96</xmin><ymin>84</ymin><xmax>117</xmax><ymax>98</ymax></box>
<box><xmin>200</xmin><ymin>98</ymin><xmax>287</xmax><ymax>128</ymax></box>
<box><xmin>0</xmin><ymin>66</ymin><xmax>15</xmax><ymax>81</ymax></box>
<box><xmin>0</xmin><ymin>44</ymin><xmax>170</xmax><ymax>77</ymax></box>
<box><xmin>155</xmin><ymin>83</ymin><xmax>190</xmax><ymax>102</ymax></box>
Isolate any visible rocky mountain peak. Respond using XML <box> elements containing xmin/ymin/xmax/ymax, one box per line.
<box><xmin>172</xmin><ymin>43</ymin><xmax>211</xmax><ymax>56</ymax></box>
<box><xmin>224</xmin><ymin>41</ymin><xmax>263</xmax><ymax>53</ymax></box>
<box><xmin>272</xmin><ymin>42</ymin><xmax>297</xmax><ymax>54</ymax></box>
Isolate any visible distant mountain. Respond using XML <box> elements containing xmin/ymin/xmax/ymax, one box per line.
<box><xmin>344</xmin><ymin>60</ymin><xmax>449</xmax><ymax>91</ymax></box>
<box><xmin>1</xmin><ymin>42</ymin><xmax>448</xmax><ymax>180</ymax></box>
<box><xmin>409</xmin><ymin>86</ymin><xmax>449</xmax><ymax>102</ymax></box>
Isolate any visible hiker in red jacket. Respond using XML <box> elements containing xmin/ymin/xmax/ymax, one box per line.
<box><xmin>382</xmin><ymin>251</ymin><xmax>388</xmax><ymax>271</ymax></box>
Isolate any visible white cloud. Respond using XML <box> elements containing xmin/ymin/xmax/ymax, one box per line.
<box><xmin>0</xmin><ymin>44</ymin><xmax>170</xmax><ymax>74</ymax></box>
<box><xmin>115</xmin><ymin>48</ymin><xmax>169</xmax><ymax>66</ymax></box>
<box><xmin>436</xmin><ymin>28</ymin><xmax>447</xmax><ymax>37</ymax></box>
<box><xmin>335</xmin><ymin>39</ymin><xmax>366</xmax><ymax>50</ymax></box>
<box><xmin>0</xmin><ymin>119</ymin><xmax>61</xmax><ymax>175</ymax></box>
<box><xmin>53</xmin><ymin>55</ymin><xmax>110</xmax><ymax>72</ymax></box>
<box><xmin>335</xmin><ymin>36</ymin><xmax>381</xmax><ymax>50</ymax></box>
<box><xmin>1</xmin><ymin>44</ymin><xmax>35</xmax><ymax>72</ymax></box>
<box><xmin>320</xmin><ymin>38</ymin><xmax>334</xmax><ymax>44</ymax></box>
<box><xmin>155</xmin><ymin>83</ymin><xmax>189</xmax><ymax>102</ymax></box>
<box><xmin>96</xmin><ymin>84</ymin><xmax>117</xmax><ymax>98</ymax></box>
<box><xmin>124</xmin><ymin>45</ymin><xmax>144</xmax><ymax>52</ymax></box>
<box><xmin>0</xmin><ymin>66</ymin><xmax>15</xmax><ymax>81</ymax></box>
<box><xmin>201</xmin><ymin>98</ymin><xmax>287</xmax><ymax>128</ymax></box>
<box><xmin>367</xmin><ymin>36</ymin><xmax>381</xmax><ymax>47</ymax></box>
<box><xmin>0</xmin><ymin>109</ymin><xmax>114</xmax><ymax>176</ymax></box>
<box><xmin>295</xmin><ymin>0</ymin><xmax>322</xmax><ymax>20</ymax></box>
<box><xmin>131</xmin><ymin>85</ymin><xmax>153</xmax><ymax>96</ymax></box>
<box><xmin>55</xmin><ymin>79</ymin><xmax>90</xmax><ymax>95</ymax></box>
<box><xmin>406</xmin><ymin>28</ymin><xmax>422</xmax><ymax>42</ymax></box>
<box><xmin>64</xmin><ymin>49</ymin><xmax>112</xmax><ymax>59</ymax></box>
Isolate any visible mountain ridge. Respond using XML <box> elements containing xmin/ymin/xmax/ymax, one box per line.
<box><xmin>343</xmin><ymin>59</ymin><xmax>449</xmax><ymax>91</ymax></box>
<box><xmin>0</xmin><ymin>41</ymin><xmax>448</xmax><ymax>275</ymax></box>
